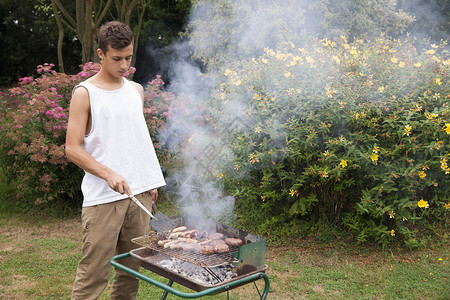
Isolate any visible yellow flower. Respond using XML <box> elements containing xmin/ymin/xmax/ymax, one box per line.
<box><xmin>234</xmin><ymin>80</ymin><xmax>242</xmax><ymax>86</ymax></box>
<box><xmin>268</xmin><ymin>149</ymin><xmax>273</xmax><ymax>155</ymax></box>
<box><xmin>418</xmin><ymin>171</ymin><xmax>427</xmax><ymax>179</ymax></box>
<box><xmin>277</xmin><ymin>53</ymin><xmax>288</xmax><ymax>61</ymax></box>
<box><xmin>249</xmin><ymin>152</ymin><xmax>259</xmax><ymax>163</ymax></box>
<box><xmin>378</xmin><ymin>86</ymin><xmax>385</xmax><ymax>93</ymax></box>
<box><xmin>399</xmin><ymin>61</ymin><xmax>405</xmax><ymax>68</ymax></box>
<box><xmin>233</xmin><ymin>164</ymin><xmax>240</xmax><ymax>170</ymax></box>
<box><xmin>261</xmin><ymin>58</ymin><xmax>268</xmax><ymax>64</ymax></box>
<box><xmin>289</xmin><ymin>189</ymin><xmax>297</xmax><ymax>197</ymax></box>
<box><xmin>217</xmin><ymin>173</ymin><xmax>224</xmax><ymax>179</ymax></box>
<box><xmin>404</xmin><ymin>124</ymin><xmax>412</xmax><ymax>136</ymax></box>
<box><xmin>264</xmin><ymin>48</ymin><xmax>275</xmax><ymax>56</ymax></box>
<box><xmin>371</xmin><ymin>153</ymin><xmax>379</xmax><ymax>162</ymax></box>
<box><xmin>254</xmin><ymin>126</ymin><xmax>261</xmax><ymax>133</ymax></box>
<box><xmin>306</xmin><ymin>56</ymin><xmax>315</xmax><ymax>64</ymax></box>
<box><xmin>425</xmin><ymin>49</ymin><xmax>436</xmax><ymax>55</ymax></box>
<box><xmin>188</xmin><ymin>136</ymin><xmax>193</xmax><ymax>143</ymax></box>
<box><xmin>390</xmin><ymin>229</ymin><xmax>395</xmax><ymax>236</ymax></box>
<box><xmin>224</xmin><ymin>69</ymin><xmax>233</xmax><ymax>76</ymax></box>
<box><xmin>418</xmin><ymin>199</ymin><xmax>429</xmax><ymax>208</ymax></box>
<box><xmin>391</xmin><ymin>57</ymin><xmax>398</xmax><ymax>63</ymax></box>
<box><xmin>332</xmin><ymin>56</ymin><xmax>340</xmax><ymax>64</ymax></box>
<box><xmin>324</xmin><ymin>150</ymin><xmax>329</xmax><ymax>156</ymax></box>
<box><xmin>340</xmin><ymin>160</ymin><xmax>347</xmax><ymax>168</ymax></box>
<box><xmin>326</xmin><ymin>86</ymin><xmax>335</xmax><ymax>98</ymax></box>
<box><xmin>373</xmin><ymin>146</ymin><xmax>380</xmax><ymax>153</ymax></box>
<box><xmin>414</xmin><ymin>63</ymin><xmax>422</xmax><ymax>67</ymax></box>
<box><xmin>389</xmin><ymin>211</ymin><xmax>395</xmax><ymax>218</ymax></box>
<box><xmin>261</xmin><ymin>195</ymin><xmax>266</xmax><ymax>202</ymax></box>
<box><xmin>441</xmin><ymin>156</ymin><xmax>450</xmax><ymax>174</ymax></box>
<box><xmin>424</xmin><ymin>112</ymin><xmax>438</xmax><ymax>119</ymax></box>
<box><xmin>435</xmin><ymin>78</ymin><xmax>442</xmax><ymax>85</ymax></box>
<box><xmin>444</xmin><ymin>203</ymin><xmax>449</xmax><ymax>209</ymax></box>
<box><xmin>444</xmin><ymin>123</ymin><xmax>450</xmax><ymax>134</ymax></box>
<box><xmin>284</xmin><ymin>72</ymin><xmax>291</xmax><ymax>78</ymax></box>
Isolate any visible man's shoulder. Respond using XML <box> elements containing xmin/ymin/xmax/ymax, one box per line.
<box><xmin>129</xmin><ymin>80</ymin><xmax>143</xmax><ymax>92</ymax></box>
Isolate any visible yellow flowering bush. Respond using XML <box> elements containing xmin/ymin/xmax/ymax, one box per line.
<box><xmin>208</xmin><ymin>36</ymin><xmax>449</xmax><ymax>247</ymax></box>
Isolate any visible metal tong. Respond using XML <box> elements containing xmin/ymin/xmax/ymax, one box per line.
<box><xmin>128</xmin><ymin>192</ymin><xmax>158</xmax><ymax>220</ymax></box>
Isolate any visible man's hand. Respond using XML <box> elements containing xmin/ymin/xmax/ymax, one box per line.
<box><xmin>106</xmin><ymin>172</ymin><xmax>132</xmax><ymax>197</ymax></box>
<box><xmin>149</xmin><ymin>189</ymin><xmax>158</xmax><ymax>203</ymax></box>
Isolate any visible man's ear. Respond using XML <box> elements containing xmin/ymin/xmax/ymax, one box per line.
<box><xmin>97</xmin><ymin>48</ymin><xmax>104</xmax><ymax>60</ymax></box>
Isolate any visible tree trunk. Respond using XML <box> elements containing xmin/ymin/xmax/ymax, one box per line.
<box><xmin>52</xmin><ymin>0</ymin><xmax>142</xmax><ymax>65</ymax></box>
<box><xmin>132</xmin><ymin>1</ymin><xmax>145</xmax><ymax>67</ymax></box>
<box><xmin>51</xmin><ymin>0</ymin><xmax>65</xmax><ymax>73</ymax></box>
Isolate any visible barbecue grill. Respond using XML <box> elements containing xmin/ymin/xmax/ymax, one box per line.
<box><xmin>110</xmin><ymin>214</ymin><xmax>270</xmax><ymax>299</ymax></box>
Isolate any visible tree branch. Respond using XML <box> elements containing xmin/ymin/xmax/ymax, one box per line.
<box><xmin>52</xmin><ymin>0</ymin><xmax>76</xmax><ymax>28</ymax></box>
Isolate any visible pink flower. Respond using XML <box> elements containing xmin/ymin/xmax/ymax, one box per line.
<box><xmin>45</xmin><ymin>110</ymin><xmax>53</xmax><ymax>116</ymax></box>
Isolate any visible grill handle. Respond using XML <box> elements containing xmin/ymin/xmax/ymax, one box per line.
<box><xmin>110</xmin><ymin>252</ymin><xmax>270</xmax><ymax>299</ymax></box>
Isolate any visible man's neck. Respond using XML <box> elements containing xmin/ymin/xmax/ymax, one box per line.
<box><xmin>89</xmin><ymin>69</ymin><xmax>124</xmax><ymax>91</ymax></box>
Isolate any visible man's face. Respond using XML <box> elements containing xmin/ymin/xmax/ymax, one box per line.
<box><xmin>98</xmin><ymin>44</ymin><xmax>133</xmax><ymax>78</ymax></box>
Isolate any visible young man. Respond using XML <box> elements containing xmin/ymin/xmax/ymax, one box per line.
<box><xmin>66</xmin><ymin>21</ymin><xmax>166</xmax><ymax>299</ymax></box>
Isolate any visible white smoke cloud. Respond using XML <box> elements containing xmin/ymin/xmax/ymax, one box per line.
<box><xmin>156</xmin><ymin>0</ymin><xmax>448</xmax><ymax>219</ymax></box>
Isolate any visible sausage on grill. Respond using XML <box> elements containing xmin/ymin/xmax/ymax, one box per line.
<box><xmin>209</xmin><ymin>233</ymin><xmax>224</xmax><ymax>240</ymax></box>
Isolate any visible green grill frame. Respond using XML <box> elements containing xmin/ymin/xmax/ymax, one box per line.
<box><xmin>110</xmin><ymin>252</ymin><xmax>270</xmax><ymax>299</ymax></box>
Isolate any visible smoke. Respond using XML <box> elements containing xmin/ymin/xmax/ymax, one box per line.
<box><xmin>155</xmin><ymin>0</ymin><xmax>448</xmax><ymax>220</ymax></box>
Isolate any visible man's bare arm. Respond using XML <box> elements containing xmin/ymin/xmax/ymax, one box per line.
<box><xmin>65</xmin><ymin>87</ymin><xmax>133</xmax><ymax>196</ymax></box>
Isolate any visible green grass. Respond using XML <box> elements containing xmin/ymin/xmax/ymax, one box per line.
<box><xmin>0</xmin><ymin>177</ymin><xmax>448</xmax><ymax>299</ymax></box>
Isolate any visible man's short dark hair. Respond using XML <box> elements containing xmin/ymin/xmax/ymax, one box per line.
<box><xmin>98</xmin><ymin>21</ymin><xmax>134</xmax><ymax>54</ymax></box>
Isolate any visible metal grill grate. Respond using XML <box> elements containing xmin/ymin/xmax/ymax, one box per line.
<box><xmin>131</xmin><ymin>232</ymin><xmax>239</xmax><ymax>268</ymax></box>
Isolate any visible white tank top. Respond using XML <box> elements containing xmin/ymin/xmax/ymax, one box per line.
<box><xmin>74</xmin><ymin>78</ymin><xmax>166</xmax><ymax>207</ymax></box>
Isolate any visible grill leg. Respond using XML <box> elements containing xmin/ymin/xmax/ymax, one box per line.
<box><xmin>160</xmin><ymin>280</ymin><xmax>173</xmax><ymax>300</ymax></box>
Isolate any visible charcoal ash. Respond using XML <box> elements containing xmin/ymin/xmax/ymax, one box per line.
<box><xmin>159</xmin><ymin>257</ymin><xmax>237</xmax><ymax>285</ymax></box>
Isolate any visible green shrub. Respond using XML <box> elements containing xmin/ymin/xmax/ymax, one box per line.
<box><xmin>208</xmin><ymin>36</ymin><xmax>450</xmax><ymax>247</ymax></box>
<box><xmin>0</xmin><ymin>63</ymin><xmax>174</xmax><ymax>212</ymax></box>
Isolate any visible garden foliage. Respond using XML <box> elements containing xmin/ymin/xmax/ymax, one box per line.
<box><xmin>0</xmin><ymin>63</ymin><xmax>174</xmax><ymax>211</ymax></box>
<box><xmin>207</xmin><ymin>36</ymin><xmax>449</xmax><ymax>247</ymax></box>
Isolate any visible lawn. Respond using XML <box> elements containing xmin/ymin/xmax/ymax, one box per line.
<box><xmin>0</xmin><ymin>204</ymin><xmax>448</xmax><ymax>299</ymax></box>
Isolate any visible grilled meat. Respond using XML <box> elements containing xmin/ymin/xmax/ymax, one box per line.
<box><xmin>225</xmin><ymin>238</ymin><xmax>243</xmax><ymax>247</ymax></box>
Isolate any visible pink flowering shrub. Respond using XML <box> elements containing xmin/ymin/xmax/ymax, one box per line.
<box><xmin>143</xmin><ymin>75</ymin><xmax>176</xmax><ymax>152</ymax></box>
<box><xmin>0</xmin><ymin>63</ymin><xmax>173</xmax><ymax>211</ymax></box>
